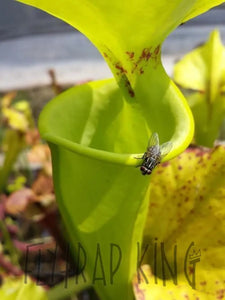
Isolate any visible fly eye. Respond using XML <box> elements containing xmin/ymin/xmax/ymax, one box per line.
<box><xmin>147</xmin><ymin>170</ymin><xmax>151</xmax><ymax>175</ymax></box>
<box><xmin>140</xmin><ymin>166</ymin><xmax>145</xmax><ymax>171</ymax></box>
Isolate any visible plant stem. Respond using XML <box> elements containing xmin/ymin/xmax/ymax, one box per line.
<box><xmin>0</xmin><ymin>130</ymin><xmax>25</xmax><ymax>193</ymax></box>
<box><xmin>47</xmin><ymin>272</ymin><xmax>91</xmax><ymax>300</ymax></box>
<box><xmin>0</xmin><ymin>219</ymin><xmax>20</xmax><ymax>266</ymax></box>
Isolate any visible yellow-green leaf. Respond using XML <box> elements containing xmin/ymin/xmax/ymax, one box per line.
<box><xmin>14</xmin><ymin>1</ymin><xmax>225</xmax><ymax>299</ymax></box>
<box><xmin>2</xmin><ymin>107</ymin><xmax>29</xmax><ymax>132</ymax></box>
<box><xmin>140</xmin><ymin>146</ymin><xmax>225</xmax><ymax>299</ymax></box>
<box><xmin>0</xmin><ymin>276</ymin><xmax>48</xmax><ymax>300</ymax></box>
<box><xmin>133</xmin><ymin>265</ymin><xmax>213</xmax><ymax>299</ymax></box>
<box><xmin>174</xmin><ymin>30</ymin><xmax>225</xmax><ymax>147</ymax></box>
<box><xmin>17</xmin><ymin>0</ymin><xmax>225</xmax><ymax>156</ymax></box>
<box><xmin>182</xmin><ymin>0</ymin><xmax>225</xmax><ymax>23</ymax></box>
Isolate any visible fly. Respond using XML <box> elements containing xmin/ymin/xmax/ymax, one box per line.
<box><xmin>136</xmin><ymin>132</ymin><xmax>172</xmax><ymax>175</ymax></box>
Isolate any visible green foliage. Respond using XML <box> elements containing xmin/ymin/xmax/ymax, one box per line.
<box><xmin>174</xmin><ymin>30</ymin><xmax>225</xmax><ymax>147</ymax></box>
<box><xmin>15</xmin><ymin>1</ymin><xmax>225</xmax><ymax>299</ymax></box>
<box><xmin>140</xmin><ymin>146</ymin><xmax>225</xmax><ymax>299</ymax></box>
<box><xmin>0</xmin><ymin>95</ymin><xmax>35</xmax><ymax>193</ymax></box>
<box><xmin>7</xmin><ymin>175</ymin><xmax>27</xmax><ymax>193</ymax></box>
<box><xmin>0</xmin><ymin>276</ymin><xmax>48</xmax><ymax>300</ymax></box>
<box><xmin>38</xmin><ymin>80</ymin><xmax>152</xmax><ymax>299</ymax></box>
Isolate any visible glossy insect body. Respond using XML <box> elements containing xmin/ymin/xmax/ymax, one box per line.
<box><xmin>140</xmin><ymin>143</ymin><xmax>161</xmax><ymax>175</ymax></box>
<box><xmin>137</xmin><ymin>133</ymin><xmax>172</xmax><ymax>175</ymax></box>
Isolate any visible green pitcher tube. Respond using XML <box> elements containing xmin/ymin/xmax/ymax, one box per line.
<box><xmin>39</xmin><ymin>78</ymin><xmax>156</xmax><ymax>299</ymax></box>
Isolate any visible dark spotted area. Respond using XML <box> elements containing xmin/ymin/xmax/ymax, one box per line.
<box><xmin>115</xmin><ymin>62</ymin><xmax>127</xmax><ymax>75</ymax></box>
<box><xmin>129</xmin><ymin>45</ymin><xmax>161</xmax><ymax>74</ymax></box>
<box><xmin>125</xmin><ymin>51</ymin><xmax>135</xmax><ymax>59</ymax></box>
<box><xmin>102</xmin><ymin>44</ymin><xmax>161</xmax><ymax>98</ymax></box>
<box><xmin>142</xmin><ymin>145</ymin><xmax>225</xmax><ymax>298</ymax></box>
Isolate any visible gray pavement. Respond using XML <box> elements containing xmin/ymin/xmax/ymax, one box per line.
<box><xmin>0</xmin><ymin>5</ymin><xmax>225</xmax><ymax>91</ymax></box>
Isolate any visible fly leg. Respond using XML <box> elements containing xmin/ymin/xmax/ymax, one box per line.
<box><xmin>134</xmin><ymin>153</ymin><xmax>145</xmax><ymax>167</ymax></box>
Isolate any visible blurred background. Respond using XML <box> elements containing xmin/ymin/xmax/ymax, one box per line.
<box><xmin>0</xmin><ymin>2</ymin><xmax>225</xmax><ymax>298</ymax></box>
<box><xmin>1</xmin><ymin>1</ymin><xmax>225</xmax><ymax>93</ymax></box>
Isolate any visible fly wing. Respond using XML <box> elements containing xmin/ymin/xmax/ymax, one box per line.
<box><xmin>148</xmin><ymin>132</ymin><xmax>159</xmax><ymax>151</ymax></box>
<box><xmin>160</xmin><ymin>141</ymin><xmax>173</xmax><ymax>159</ymax></box>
